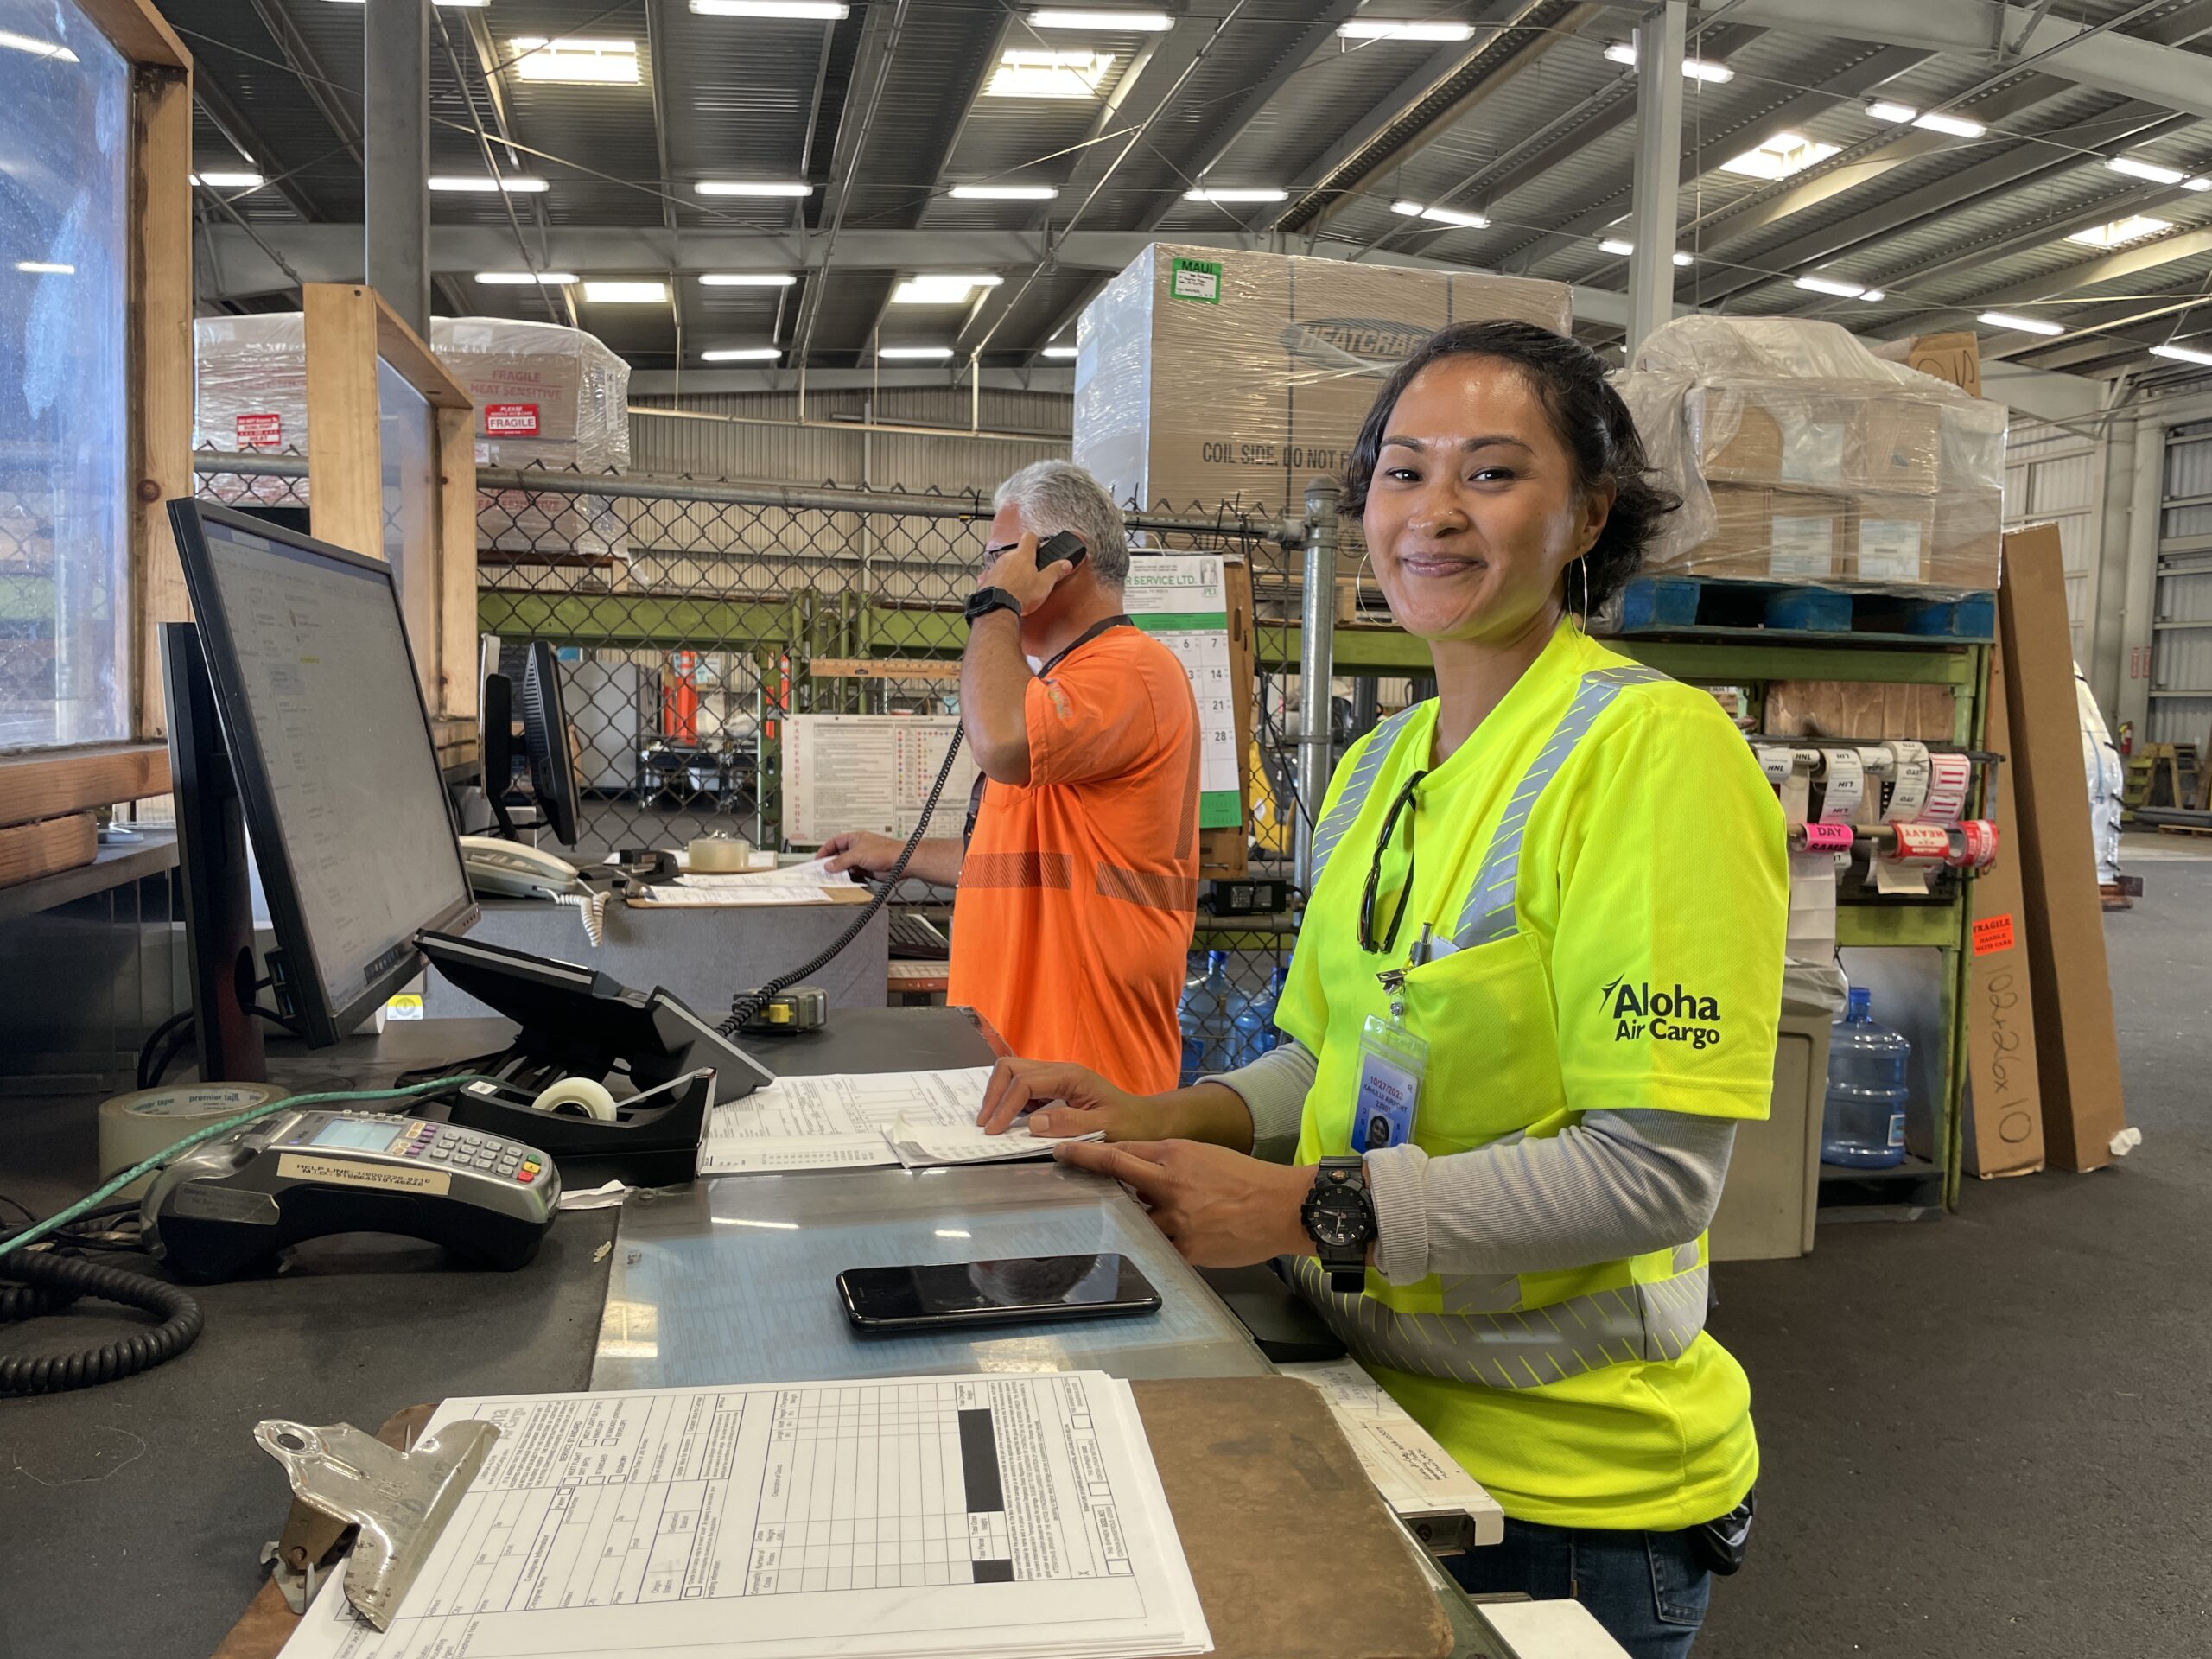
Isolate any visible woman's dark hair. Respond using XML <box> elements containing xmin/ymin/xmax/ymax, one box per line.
<box><xmin>1344</xmin><ymin>320</ymin><xmax>1679</xmax><ymax>613</ymax></box>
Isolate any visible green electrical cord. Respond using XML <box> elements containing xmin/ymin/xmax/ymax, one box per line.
<box><xmin>0</xmin><ymin>1073</ymin><xmax>497</xmax><ymax>1262</ymax></box>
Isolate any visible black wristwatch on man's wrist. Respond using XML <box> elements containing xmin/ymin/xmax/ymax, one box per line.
<box><xmin>1301</xmin><ymin>1155</ymin><xmax>1376</xmax><ymax>1291</ymax></box>
<box><xmin>964</xmin><ymin>586</ymin><xmax>1021</xmax><ymax>625</ymax></box>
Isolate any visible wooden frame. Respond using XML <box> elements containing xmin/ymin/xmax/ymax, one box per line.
<box><xmin>0</xmin><ymin>0</ymin><xmax>189</xmax><ymax>845</ymax></box>
<box><xmin>302</xmin><ymin>283</ymin><xmax>480</xmax><ymax>724</ymax></box>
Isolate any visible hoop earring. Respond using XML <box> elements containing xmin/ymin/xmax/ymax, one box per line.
<box><xmin>1580</xmin><ymin>557</ymin><xmax>1591</xmax><ymax>626</ymax></box>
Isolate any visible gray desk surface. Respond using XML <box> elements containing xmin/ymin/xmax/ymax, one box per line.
<box><xmin>0</xmin><ymin>1008</ymin><xmax>1268</xmax><ymax>1659</ymax></box>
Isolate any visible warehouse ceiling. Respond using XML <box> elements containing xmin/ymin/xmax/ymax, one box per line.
<box><xmin>177</xmin><ymin>0</ymin><xmax>2212</xmax><ymax>388</ymax></box>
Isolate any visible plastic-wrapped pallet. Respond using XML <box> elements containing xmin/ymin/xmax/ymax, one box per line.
<box><xmin>1073</xmin><ymin>243</ymin><xmax>1571</xmax><ymax>523</ymax></box>
<box><xmin>1617</xmin><ymin>316</ymin><xmax>2007</xmax><ymax>591</ymax></box>
<box><xmin>192</xmin><ymin>313</ymin><xmax>631</xmax><ymax>556</ymax></box>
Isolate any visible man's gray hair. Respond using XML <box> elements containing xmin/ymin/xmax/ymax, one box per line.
<box><xmin>993</xmin><ymin>460</ymin><xmax>1131</xmax><ymax>588</ymax></box>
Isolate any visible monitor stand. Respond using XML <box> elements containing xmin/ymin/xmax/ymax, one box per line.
<box><xmin>162</xmin><ymin>622</ymin><xmax>269</xmax><ymax>1085</ymax></box>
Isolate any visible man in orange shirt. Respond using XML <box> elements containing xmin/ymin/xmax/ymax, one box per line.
<box><xmin>822</xmin><ymin>461</ymin><xmax>1198</xmax><ymax>1092</ymax></box>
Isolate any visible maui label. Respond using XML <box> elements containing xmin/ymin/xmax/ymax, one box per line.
<box><xmin>1600</xmin><ymin>976</ymin><xmax>1723</xmax><ymax>1051</ymax></box>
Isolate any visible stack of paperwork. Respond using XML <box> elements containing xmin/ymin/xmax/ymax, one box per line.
<box><xmin>630</xmin><ymin>857</ymin><xmax>865</xmax><ymax>908</ymax></box>
<box><xmin>277</xmin><ymin>1371</ymin><xmax>1212</xmax><ymax>1659</ymax></box>
<box><xmin>699</xmin><ymin>1067</ymin><xmax>1099</xmax><ymax>1175</ymax></box>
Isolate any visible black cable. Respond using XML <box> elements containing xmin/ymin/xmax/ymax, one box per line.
<box><xmin>719</xmin><ymin>731</ymin><xmax>969</xmax><ymax>1037</ymax></box>
<box><xmin>135</xmin><ymin>1008</ymin><xmax>195</xmax><ymax>1091</ymax></box>
<box><xmin>0</xmin><ymin>1249</ymin><xmax>203</xmax><ymax>1395</ymax></box>
<box><xmin>138</xmin><ymin>1006</ymin><xmax>304</xmax><ymax>1090</ymax></box>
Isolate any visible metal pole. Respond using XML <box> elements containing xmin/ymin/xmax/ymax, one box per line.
<box><xmin>1626</xmin><ymin>2</ymin><xmax>1686</xmax><ymax>355</ymax></box>
<box><xmin>364</xmin><ymin>0</ymin><xmax>431</xmax><ymax>336</ymax></box>
<box><xmin>1294</xmin><ymin>477</ymin><xmax>1339</xmax><ymax>898</ymax></box>
<box><xmin>2116</xmin><ymin>414</ymin><xmax>2166</xmax><ymax>738</ymax></box>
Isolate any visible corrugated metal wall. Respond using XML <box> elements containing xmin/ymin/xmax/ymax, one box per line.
<box><xmin>2004</xmin><ymin>417</ymin><xmax>2102</xmax><ymax>664</ymax></box>
<box><xmin>627</xmin><ymin>387</ymin><xmax>1072</xmax><ymax>494</ymax></box>
<box><xmin>2150</xmin><ymin>423</ymin><xmax>2212</xmax><ymax>744</ymax></box>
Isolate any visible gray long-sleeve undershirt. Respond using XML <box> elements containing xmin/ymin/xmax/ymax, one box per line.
<box><xmin>1207</xmin><ymin>1041</ymin><xmax>1736</xmax><ymax>1285</ymax></box>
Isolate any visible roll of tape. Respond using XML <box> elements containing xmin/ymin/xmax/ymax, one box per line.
<box><xmin>532</xmin><ymin>1076</ymin><xmax>619</xmax><ymax>1122</ymax></box>
<box><xmin>1883</xmin><ymin>741</ymin><xmax>1933</xmax><ymax>823</ymax></box>
<box><xmin>1854</xmin><ymin>747</ymin><xmax>1894</xmax><ymax>827</ymax></box>
<box><xmin>689</xmin><ymin>836</ymin><xmax>754</xmax><ymax>873</ymax></box>
<box><xmin>1890</xmin><ymin>821</ymin><xmax>1952</xmax><ymax>861</ymax></box>
<box><xmin>1926</xmin><ymin>753</ymin><xmax>1973</xmax><ymax>824</ymax></box>
<box><xmin>1816</xmin><ymin>748</ymin><xmax>1863</xmax><ymax>824</ymax></box>
<box><xmin>99</xmin><ymin>1083</ymin><xmax>286</xmax><ymax>1200</ymax></box>
<box><xmin>1783</xmin><ymin>748</ymin><xmax>1820</xmax><ymax>824</ymax></box>
<box><xmin>1948</xmin><ymin>819</ymin><xmax>1999</xmax><ymax>869</ymax></box>
<box><xmin>1801</xmin><ymin>821</ymin><xmax>1854</xmax><ymax>852</ymax></box>
<box><xmin>1758</xmin><ymin>748</ymin><xmax>1793</xmax><ymax>788</ymax></box>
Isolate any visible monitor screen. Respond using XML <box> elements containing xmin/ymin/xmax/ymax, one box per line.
<box><xmin>177</xmin><ymin>505</ymin><xmax>475</xmax><ymax>1035</ymax></box>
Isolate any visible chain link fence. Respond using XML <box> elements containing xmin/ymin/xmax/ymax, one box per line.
<box><xmin>194</xmin><ymin>453</ymin><xmax>1317</xmax><ymax>1015</ymax></box>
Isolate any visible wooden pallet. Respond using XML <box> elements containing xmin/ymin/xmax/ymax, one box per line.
<box><xmin>2156</xmin><ymin>822</ymin><xmax>2212</xmax><ymax>838</ymax></box>
<box><xmin>1616</xmin><ymin>575</ymin><xmax>1996</xmax><ymax>639</ymax></box>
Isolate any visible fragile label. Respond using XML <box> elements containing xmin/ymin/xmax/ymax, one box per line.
<box><xmin>275</xmin><ymin>1153</ymin><xmax>451</xmax><ymax>1196</ymax></box>
<box><xmin>1972</xmin><ymin>912</ymin><xmax>2016</xmax><ymax>956</ymax></box>
<box><xmin>1169</xmin><ymin>257</ymin><xmax>1222</xmax><ymax>304</ymax></box>
<box><xmin>484</xmin><ymin>402</ymin><xmax>541</xmax><ymax>436</ymax></box>
<box><xmin>236</xmin><ymin>412</ymin><xmax>283</xmax><ymax>448</ymax></box>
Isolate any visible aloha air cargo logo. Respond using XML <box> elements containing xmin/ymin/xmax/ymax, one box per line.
<box><xmin>1280</xmin><ymin>316</ymin><xmax>1432</xmax><ymax>375</ymax></box>
<box><xmin>1600</xmin><ymin>975</ymin><xmax>1723</xmax><ymax>1050</ymax></box>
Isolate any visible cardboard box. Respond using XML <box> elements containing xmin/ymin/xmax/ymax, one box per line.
<box><xmin>1873</xmin><ymin>330</ymin><xmax>1981</xmax><ymax>399</ymax></box>
<box><xmin>1932</xmin><ymin>485</ymin><xmax>2004</xmax><ymax>591</ymax></box>
<box><xmin>1671</xmin><ymin>484</ymin><xmax>1847</xmax><ymax>580</ymax></box>
<box><xmin>1995</xmin><ymin>524</ymin><xmax>2128</xmax><ymax>1171</ymax></box>
<box><xmin>1851</xmin><ymin>493</ymin><xmax>1937</xmax><ymax>584</ymax></box>
<box><xmin>1859</xmin><ymin>399</ymin><xmax>1942</xmax><ymax>493</ymax></box>
<box><xmin>1962</xmin><ymin>642</ymin><xmax>2046</xmax><ymax>1178</ymax></box>
<box><xmin>1073</xmin><ymin>245</ymin><xmax>1571</xmax><ymax>516</ymax></box>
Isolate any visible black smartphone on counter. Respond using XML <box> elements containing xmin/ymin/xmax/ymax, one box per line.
<box><xmin>837</xmin><ymin>1253</ymin><xmax>1160</xmax><ymax>1332</ymax></box>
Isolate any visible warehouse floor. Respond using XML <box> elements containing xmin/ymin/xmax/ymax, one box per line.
<box><xmin>1701</xmin><ymin>834</ymin><xmax>2212</xmax><ymax>1658</ymax></box>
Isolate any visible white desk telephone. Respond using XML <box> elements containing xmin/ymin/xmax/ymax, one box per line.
<box><xmin>458</xmin><ymin>835</ymin><xmax>607</xmax><ymax>944</ymax></box>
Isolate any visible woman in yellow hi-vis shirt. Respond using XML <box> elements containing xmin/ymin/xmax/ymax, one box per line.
<box><xmin>977</xmin><ymin>321</ymin><xmax>1785</xmax><ymax>1656</ymax></box>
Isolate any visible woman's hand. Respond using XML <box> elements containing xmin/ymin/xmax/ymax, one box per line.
<box><xmin>1052</xmin><ymin>1139</ymin><xmax>1313</xmax><ymax>1268</ymax></box>
<box><xmin>974</xmin><ymin>1056</ymin><xmax>1176</xmax><ymax>1141</ymax></box>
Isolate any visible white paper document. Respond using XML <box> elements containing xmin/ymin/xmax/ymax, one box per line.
<box><xmin>1122</xmin><ymin>556</ymin><xmax>1240</xmax><ymax>830</ymax></box>
<box><xmin>698</xmin><ymin>1067</ymin><xmax>1081</xmax><ymax>1175</ymax></box>
<box><xmin>276</xmin><ymin>1371</ymin><xmax>1211</xmax><ymax>1659</ymax></box>
<box><xmin>781</xmin><ymin>715</ymin><xmax>978</xmax><ymax>847</ymax></box>
<box><xmin>1281</xmin><ymin>1358</ymin><xmax>1504</xmax><ymax>1546</ymax></box>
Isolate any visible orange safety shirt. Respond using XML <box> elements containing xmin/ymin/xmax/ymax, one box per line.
<box><xmin>947</xmin><ymin>622</ymin><xmax>1200</xmax><ymax>1092</ymax></box>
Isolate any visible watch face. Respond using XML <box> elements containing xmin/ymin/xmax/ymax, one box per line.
<box><xmin>1306</xmin><ymin>1188</ymin><xmax>1368</xmax><ymax>1249</ymax></box>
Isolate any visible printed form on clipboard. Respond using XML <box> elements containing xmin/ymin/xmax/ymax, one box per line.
<box><xmin>1122</xmin><ymin>555</ymin><xmax>1241</xmax><ymax>831</ymax></box>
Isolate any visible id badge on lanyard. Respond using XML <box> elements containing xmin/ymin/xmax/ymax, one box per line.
<box><xmin>1354</xmin><ymin>968</ymin><xmax>1430</xmax><ymax>1152</ymax></box>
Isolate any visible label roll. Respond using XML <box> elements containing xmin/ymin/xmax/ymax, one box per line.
<box><xmin>99</xmin><ymin>1083</ymin><xmax>286</xmax><ymax>1200</ymax></box>
<box><xmin>1815</xmin><ymin>748</ymin><xmax>1863</xmax><ymax>825</ymax></box>
<box><xmin>1925</xmin><ymin>753</ymin><xmax>1973</xmax><ymax>824</ymax></box>
<box><xmin>1882</xmin><ymin>741</ymin><xmax>1933</xmax><ymax>823</ymax></box>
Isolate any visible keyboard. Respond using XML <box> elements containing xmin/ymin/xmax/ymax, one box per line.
<box><xmin>887</xmin><ymin>912</ymin><xmax>952</xmax><ymax>961</ymax></box>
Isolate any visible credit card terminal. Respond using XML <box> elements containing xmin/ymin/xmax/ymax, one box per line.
<box><xmin>143</xmin><ymin>1109</ymin><xmax>560</xmax><ymax>1282</ymax></box>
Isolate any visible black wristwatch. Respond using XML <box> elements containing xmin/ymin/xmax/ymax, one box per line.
<box><xmin>964</xmin><ymin>586</ymin><xmax>1021</xmax><ymax>625</ymax></box>
<box><xmin>1301</xmin><ymin>1155</ymin><xmax>1375</xmax><ymax>1291</ymax></box>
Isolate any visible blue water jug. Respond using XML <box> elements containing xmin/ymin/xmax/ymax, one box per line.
<box><xmin>1177</xmin><ymin>950</ymin><xmax>1237</xmax><ymax>1086</ymax></box>
<box><xmin>1232</xmin><ymin>965</ymin><xmax>1289</xmax><ymax>1067</ymax></box>
<box><xmin>1821</xmin><ymin>988</ymin><xmax>1911</xmax><ymax>1168</ymax></box>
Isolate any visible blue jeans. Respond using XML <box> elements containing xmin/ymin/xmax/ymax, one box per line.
<box><xmin>1443</xmin><ymin>1518</ymin><xmax>1713</xmax><ymax>1659</ymax></box>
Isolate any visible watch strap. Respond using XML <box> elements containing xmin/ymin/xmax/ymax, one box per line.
<box><xmin>1306</xmin><ymin>1154</ymin><xmax>1373</xmax><ymax>1291</ymax></box>
<box><xmin>965</xmin><ymin>586</ymin><xmax>1020</xmax><ymax>624</ymax></box>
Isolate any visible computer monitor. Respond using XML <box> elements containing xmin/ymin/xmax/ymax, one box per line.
<box><xmin>518</xmin><ymin>641</ymin><xmax>580</xmax><ymax>848</ymax></box>
<box><xmin>164</xmin><ymin>501</ymin><xmax>478</xmax><ymax>1068</ymax></box>
<box><xmin>479</xmin><ymin>668</ymin><xmax>519</xmax><ymax>839</ymax></box>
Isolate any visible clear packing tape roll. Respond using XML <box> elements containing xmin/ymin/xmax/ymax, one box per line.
<box><xmin>99</xmin><ymin>1083</ymin><xmax>287</xmax><ymax>1200</ymax></box>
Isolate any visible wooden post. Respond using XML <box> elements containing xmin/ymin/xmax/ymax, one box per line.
<box><xmin>437</xmin><ymin>404</ymin><xmax>480</xmax><ymax>721</ymax></box>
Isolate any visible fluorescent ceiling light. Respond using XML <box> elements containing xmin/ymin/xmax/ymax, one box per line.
<box><xmin>1717</xmin><ymin>132</ymin><xmax>1840</xmax><ymax>181</ymax></box>
<box><xmin>582</xmin><ymin>280</ymin><xmax>668</xmax><ymax>303</ymax></box>
<box><xmin>1866</xmin><ymin>100</ymin><xmax>1916</xmax><ymax>124</ymax></box>
<box><xmin>0</xmin><ymin>29</ymin><xmax>78</xmax><ymax>60</ymax></box>
<box><xmin>192</xmin><ymin>170</ymin><xmax>265</xmax><ymax>188</ymax></box>
<box><xmin>1794</xmin><ymin>274</ymin><xmax>1868</xmax><ymax>299</ymax></box>
<box><xmin>1978</xmin><ymin>310</ymin><xmax>2064</xmax><ymax>337</ymax></box>
<box><xmin>2068</xmin><ymin>214</ymin><xmax>2171</xmax><ymax>249</ymax></box>
<box><xmin>879</xmin><ymin>346</ymin><xmax>954</xmax><ymax>360</ymax></box>
<box><xmin>2106</xmin><ymin>155</ymin><xmax>2186</xmax><ymax>185</ymax></box>
<box><xmin>892</xmin><ymin>274</ymin><xmax>1004</xmax><ymax>305</ymax></box>
<box><xmin>509</xmin><ymin>38</ymin><xmax>639</xmax><ymax>84</ymax></box>
<box><xmin>1184</xmin><ymin>187</ymin><xmax>1287</xmax><ymax>202</ymax></box>
<box><xmin>2151</xmin><ymin>341</ymin><xmax>2212</xmax><ymax>368</ymax></box>
<box><xmin>1860</xmin><ymin>289</ymin><xmax>1886</xmax><ymax>302</ymax></box>
<box><xmin>950</xmin><ymin>184</ymin><xmax>1058</xmax><ymax>200</ymax></box>
<box><xmin>1338</xmin><ymin>19</ymin><xmax>1476</xmax><ymax>40</ymax></box>
<box><xmin>16</xmin><ymin>261</ymin><xmax>73</xmax><ymax>274</ymax></box>
<box><xmin>701</xmin><ymin>346</ymin><xmax>782</xmax><ymax>361</ymax></box>
<box><xmin>690</xmin><ymin>1</ymin><xmax>849</xmax><ymax>16</ymax></box>
<box><xmin>696</xmin><ymin>179</ymin><xmax>812</xmax><ymax>197</ymax></box>
<box><xmin>326</xmin><ymin>0</ymin><xmax>486</xmax><ymax>7</ymax></box>
<box><xmin>1042</xmin><ymin>345</ymin><xmax>1079</xmax><ymax>359</ymax></box>
<box><xmin>429</xmin><ymin>175</ymin><xmax>549</xmax><ymax>192</ymax></box>
<box><xmin>1604</xmin><ymin>41</ymin><xmax>1732</xmax><ymax>80</ymax></box>
<box><xmin>475</xmin><ymin>270</ymin><xmax>578</xmax><ymax>284</ymax></box>
<box><xmin>699</xmin><ymin>271</ymin><xmax>798</xmax><ymax>286</ymax></box>
<box><xmin>2186</xmin><ymin>177</ymin><xmax>2212</xmax><ymax>192</ymax></box>
<box><xmin>1598</xmin><ymin>238</ymin><xmax>1693</xmax><ymax>266</ymax></box>
<box><xmin>1028</xmin><ymin>8</ymin><xmax>1173</xmax><ymax>27</ymax></box>
<box><xmin>987</xmin><ymin>48</ymin><xmax>1115</xmax><ymax>98</ymax></box>
<box><xmin>1390</xmin><ymin>200</ymin><xmax>1488</xmax><ymax>228</ymax></box>
<box><xmin>1913</xmin><ymin>111</ymin><xmax>1985</xmax><ymax>138</ymax></box>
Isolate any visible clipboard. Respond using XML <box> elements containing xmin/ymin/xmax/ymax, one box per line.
<box><xmin>212</xmin><ymin>1376</ymin><xmax>1453</xmax><ymax>1659</ymax></box>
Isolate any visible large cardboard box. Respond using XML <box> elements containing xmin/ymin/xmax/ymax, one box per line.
<box><xmin>1873</xmin><ymin>329</ymin><xmax>1981</xmax><ymax>399</ymax></box>
<box><xmin>1995</xmin><ymin>524</ymin><xmax>2127</xmax><ymax>1171</ymax></box>
<box><xmin>1073</xmin><ymin>245</ymin><xmax>1571</xmax><ymax>516</ymax></box>
<box><xmin>1962</xmin><ymin>642</ymin><xmax>2046</xmax><ymax>1178</ymax></box>
<box><xmin>1668</xmin><ymin>484</ymin><xmax>1847</xmax><ymax>580</ymax></box>
<box><xmin>1850</xmin><ymin>492</ymin><xmax>1937</xmax><ymax>584</ymax></box>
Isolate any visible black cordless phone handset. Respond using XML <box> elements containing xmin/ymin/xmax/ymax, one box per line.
<box><xmin>1034</xmin><ymin>530</ymin><xmax>1087</xmax><ymax>570</ymax></box>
